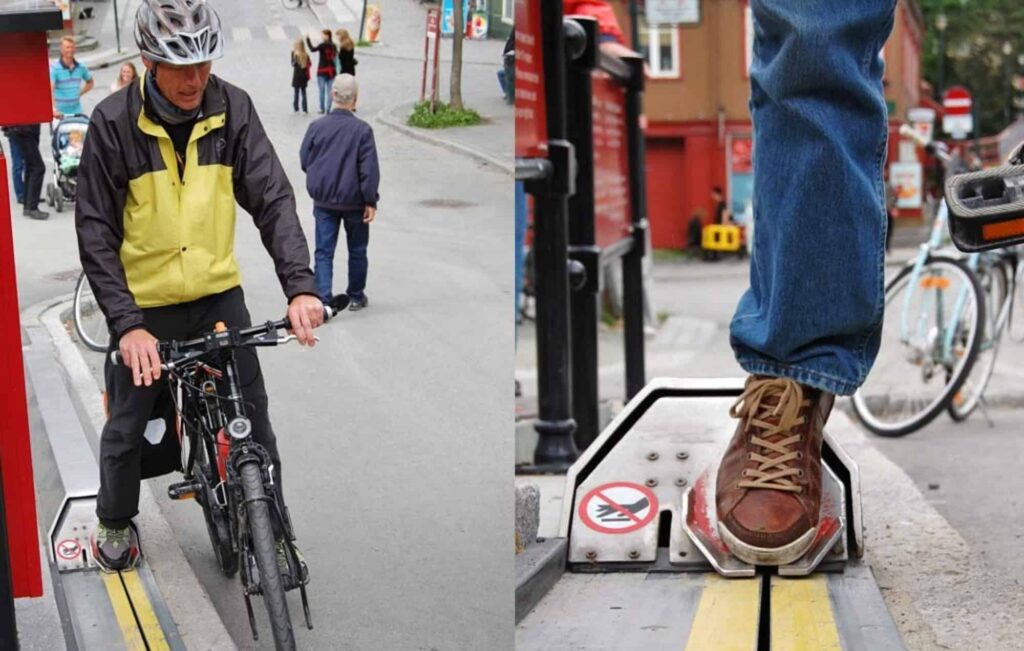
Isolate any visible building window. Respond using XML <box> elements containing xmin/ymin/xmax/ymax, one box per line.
<box><xmin>502</xmin><ymin>0</ymin><xmax>512</xmax><ymax>24</ymax></box>
<box><xmin>639</xmin><ymin>19</ymin><xmax>680</xmax><ymax>78</ymax></box>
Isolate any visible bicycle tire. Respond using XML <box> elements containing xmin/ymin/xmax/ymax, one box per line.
<box><xmin>947</xmin><ymin>258</ymin><xmax>1006</xmax><ymax>421</ymax></box>
<box><xmin>1008</xmin><ymin>260</ymin><xmax>1024</xmax><ymax>343</ymax></box>
<box><xmin>280</xmin><ymin>0</ymin><xmax>301</xmax><ymax>8</ymax></box>
<box><xmin>310</xmin><ymin>0</ymin><xmax>328</xmax><ymax>4</ymax></box>
<box><xmin>74</xmin><ymin>272</ymin><xmax>111</xmax><ymax>352</ymax></box>
<box><xmin>241</xmin><ymin>462</ymin><xmax>295</xmax><ymax>651</ymax></box>
<box><xmin>851</xmin><ymin>255</ymin><xmax>985</xmax><ymax>437</ymax></box>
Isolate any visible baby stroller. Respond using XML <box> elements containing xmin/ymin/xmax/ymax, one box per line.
<box><xmin>45</xmin><ymin>115</ymin><xmax>89</xmax><ymax>213</ymax></box>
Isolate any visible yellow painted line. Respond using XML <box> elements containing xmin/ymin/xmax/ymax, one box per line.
<box><xmin>684</xmin><ymin>574</ymin><xmax>760</xmax><ymax>651</ymax></box>
<box><xmin>121</xmin><ymin>570</ymin><xmax>172</xmax><ymax>651</ymax></box>
<box><xmin>101</xmin><ymin>572</ymin><xmax>146</xmax><ymax>651</ymax></box>
<box><xmin>770</xmin><ymin>575</ymin><xmax>842</xmax><ymax>651</ymax></box>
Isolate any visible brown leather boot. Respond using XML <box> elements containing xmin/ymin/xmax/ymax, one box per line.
<box><xmin>715</xmin><ymin>376</ymin><xmax>835</xmax><ymax>565</ymax></box>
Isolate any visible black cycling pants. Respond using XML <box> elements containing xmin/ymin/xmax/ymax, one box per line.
<box><xmin>96</xmin><ymin>286</ymin><xmax>282</xmax><ymax>529</ymax></box>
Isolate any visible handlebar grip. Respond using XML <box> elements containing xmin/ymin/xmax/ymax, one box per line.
<box><xmin>946</xmin><ymin>164</ymin><xmax>1024</xmax><ymax>252</ymax></box>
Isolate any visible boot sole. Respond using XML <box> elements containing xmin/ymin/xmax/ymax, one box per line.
<box><xmin>718</xmin><ymin>523</ymin><xmax>816</xmax><ymax>566</ymax></box>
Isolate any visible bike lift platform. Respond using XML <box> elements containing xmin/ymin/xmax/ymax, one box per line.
<box><xmin>25</xmin><ymin>323</ymin><xmax>186</xmax><ymax>651</ymax></box>
<box><xmin>516</xmin><ymin>378</ymin><xmax>906</xmax><ymax>650</ymax></box>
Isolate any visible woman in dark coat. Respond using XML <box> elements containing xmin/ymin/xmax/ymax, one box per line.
<box><xmin>290</xmin><ymin>38</ymin><xmax>311</xmax><ymax>114</ymax></box>
<box><xmin>335</xmin><ymin>28</ymin><xmax>356</xmax><ymax>76</ymax></box>
<box><xmin>305</xmin><ymin>29</ymin><xmax>338</xmax><ymax>113</ymax></box>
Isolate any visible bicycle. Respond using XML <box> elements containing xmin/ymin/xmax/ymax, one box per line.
<box><xmin>73</xmin><ymin>271</ymin><xmax>111</xmax><ymax>352</ymax></box>
<box><xmin>112</xmin><ymin>295</ymin><xmax>349</xmax><ymax>650</ymax></box>
<box><xmin>281</xmin><ymin>0</ymin><xmax>327</xmax><ymax>8</ymax></box>
<box><xmin>850</xmin><ymin>126</ymin><xmax>986</xmax><ymax>437</ymax></box>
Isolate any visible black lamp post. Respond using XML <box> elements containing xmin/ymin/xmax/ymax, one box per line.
<box><xmin>1003</xmin><ymin>41</ymin><xmax>1014</xmax><ymax>126</ymax></box>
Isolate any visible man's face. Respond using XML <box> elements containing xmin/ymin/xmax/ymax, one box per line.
<box><xmin>147</xmin><ymin>60</ymin><xmax>213</xmax><ymax>111</ymax></box>
<box><xmin>61</xmin><ymin>40</ymin><xmax>75</xmax><ymax>61</ymax></box>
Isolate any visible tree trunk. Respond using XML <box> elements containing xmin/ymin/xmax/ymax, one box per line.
<box><xmin>450</xmin><ymin>0</ymin><xmax>464</xmax><ymax>111</ymax></box>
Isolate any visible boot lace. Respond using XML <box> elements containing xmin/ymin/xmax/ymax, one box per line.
<box><xmin>729</xmin><ymin>377</ymin><xmax>811</xmax><ymax>493</ymax></box>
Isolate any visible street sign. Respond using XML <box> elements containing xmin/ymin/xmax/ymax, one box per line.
<box><xmin>591</xmin><ymin>71</ymin><xmax>632</xmax><ymax>250</ymax></box>
<box><xmin>943</xmin><ymin>86</ymin><xmax>973</xmax><ymax>138</ymax></box>
<box><xmin>577</xmin><ymin>482</ymin><xmax>658</xmax><ymax>534</ymax></box>
<box><xmin>907</xmin><ymin>106</ymin><xmax>936</xmax><ymax>144</ymax></box>
<box><xmin>645</xmin><ymin>0</ymin><xmax>700</xmax><ymax>25</ymax></box>
<box><xmin>514</xmin><ymin>0</ymin><xmax>547</xmax><ymax>158</ymax></box>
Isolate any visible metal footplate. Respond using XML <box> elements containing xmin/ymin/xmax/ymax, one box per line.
<box><xmin>561</xmin><ymin>378</ymin><xmax>863</xmax><ymax>575</ymax></box>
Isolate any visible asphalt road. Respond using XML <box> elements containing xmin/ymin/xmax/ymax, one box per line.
<box><xmin>10</xmin><ymin>1</ymin><xmax>514</xmax><ymax>649</ymax></box>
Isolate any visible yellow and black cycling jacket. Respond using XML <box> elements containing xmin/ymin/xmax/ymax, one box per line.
<box><xmin>76</xmin><ymin>75</ymin><xmax>316</xmax><ymax>338</ymax></box>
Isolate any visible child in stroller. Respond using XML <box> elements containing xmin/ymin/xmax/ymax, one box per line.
<box><xmin>46</xmin><ymin>115</ymin><xmax>89</xmax><ymax>213</ymax></box>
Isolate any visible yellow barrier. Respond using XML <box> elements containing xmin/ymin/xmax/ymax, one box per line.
<box><xmin>702</xmin><ymin>224</ymin><xmax>742</xmax><ymax>252</ymax></box>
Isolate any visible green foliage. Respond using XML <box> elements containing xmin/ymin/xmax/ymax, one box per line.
<box><xmin>355</xmin><ymin>40</ymin><xmax>373</xmax><ymax>47</ymax></box>
<box><xmin>917</xmin><ymin>0</ymin><xmax>1024</xmax><ymax>136</ymax></box>
<box><xmin>407</xmin><ymin>101</ymin><xmax>482</xmax><ymax>129</ymax></box>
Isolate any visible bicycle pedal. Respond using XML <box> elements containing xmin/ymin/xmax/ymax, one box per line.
<box><xmin>167</xmin><ymin>480</ymin><xmax>202</xmax><ymax>500</ymax></box>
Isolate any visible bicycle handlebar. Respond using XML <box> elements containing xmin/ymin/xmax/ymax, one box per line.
<box><xmin>109</xmin><ymin>294</ymin><xmax>349</xmax><ymax>369</ymax></box>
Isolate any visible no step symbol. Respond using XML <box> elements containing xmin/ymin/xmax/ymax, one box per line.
<box><xmin>57</xmin><ymin>538</ymin><xmax>82</xmax><ymax>561</ymax></box>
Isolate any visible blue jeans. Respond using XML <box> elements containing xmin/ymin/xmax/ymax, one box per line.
<box><xmin>514</xmin><ymin>180</ymin><xmax>527</xmax><ymax>328</ymax></box>
<box><xmin>317</xmin><ymin>75</ymin><xmax>331</xmax><ymax>112</ymax></box>
<box><xmin>729</xmin><ymin>0</ymin><xmax>895</xmax><ymax>396</ymax></box>
<box><xmin>313</xmin><ymin>207</ymin><xmax>368</xmax><ymax>302</ymax></box>
<box><xmin>7</xmin><ymin>136</ymin><xmax>25</xmax><ymax>203</ymax></box>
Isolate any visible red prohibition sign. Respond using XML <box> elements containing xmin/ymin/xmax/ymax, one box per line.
<box><xmin>56</xmin><ymin>538</ymin><xmax>82</xmax><ymax>560</ymax></box>
<box><xmin>578</xmin><ymin>481</ymin><xmax>658</xmax><ymax>534</ymax></box>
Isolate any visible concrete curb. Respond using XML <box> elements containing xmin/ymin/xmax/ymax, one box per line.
<box><xmin>515</xmin><ymin>537</ymin><xmax>567</xmax><ymax>625</ymax></box>
<box><xmin>374</xmin><ymin>100</ymin><xmax>513</xmax><ymax>175</ymax></box>
<box><xmin>25</xmin><ymin>296</ymin><xmax>237</xmax><ymax>651</ymax></box>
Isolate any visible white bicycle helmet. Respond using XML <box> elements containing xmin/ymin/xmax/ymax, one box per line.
<box><xmin>134</xmin><ymin>0</ymin><xmax>223</xmax><ymax>65</ymax></box>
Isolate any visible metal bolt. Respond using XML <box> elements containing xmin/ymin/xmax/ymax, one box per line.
<box><xmin>678</xmin><ymin>550</ymin><xmax>688</xmax><ymax>557</ymax></box>
<box><xmin>647</xmin><ymin>451</ymin><xmax>660</xmax><ymax>461</ymax></box>
<box><xmin>586</xmin><ymin>550</ymin><xmax>597</xmax><ymax>561</ymax></box>
<box><xmin>645</xmin><ymin>478</ymin><xmax>658</xmax><ymax>488</ymax></box>
<box><xmin>628</xmin><ymin>550</ymin><xmax>640</xmax><ymax>560</ymax></box>
<box><xmin>676</xmin><ymin>451</ymin><xmax>689</xmax><ymax>460</ymax></box>
<box><xmin>675</xmin><ymin>478</ymin><xmax>688</xmax><ymax>487</ymax></box>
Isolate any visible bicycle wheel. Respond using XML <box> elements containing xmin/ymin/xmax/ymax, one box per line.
<box><xmin>74</xmin><ymin>272</ymin><xmax>111</xmax><ymax>352</ymax></box>
<box><xmin>1008</xmin><ymin>260</ymin><xmax>1024</xmax><ymax>343</ymax></box>
<box><xmin>240</xmin><ymin>462</ymin><xmax>295</xmax><ymax>650</ymax></box>
<box><xmin>851</xmin><ymin>255</ymin><xmax>984</xmax><ymax>437</ymax></box>
<box><xmin>280</xmin><ymin>0</ymin><xmax>301</xmax><ymax>8</ymax></box>
<box><xmin>947</xmin><ymin>258</ymin><xmax>1006</xmax><ymax>421</ymax></box>
<box><xmin>310</xmin><ymin>0</ymin><xmax>328</xmax><ymax>4</ymax></box>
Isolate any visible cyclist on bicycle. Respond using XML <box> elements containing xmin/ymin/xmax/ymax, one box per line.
<box><xmin>76</xmin><ymin>0</ymin><xmax>323</xmax><ymax>572</ymax></box>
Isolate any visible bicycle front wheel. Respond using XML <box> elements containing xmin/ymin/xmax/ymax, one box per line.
<box><xmin>280</xmin><ymin>0</ymin><xmax>301</xmax><ymax>8</ymax></box>
<box><xmin>1008</xmin><ymin>259</ymin><xmax>1024</xmax><ymax>343</ymax></box>
<box><xmin>241</xmin><ymin>462</ymin><xmax>295</xmax><ymax>650</ymax></box>
<box><xmin>851</xmin><ymin>255</ymin><xmax>984</xmax><ymax>437</ymax></box>
<box><xmin>310</xmin><ymin>0</ymin><xmax>328</xmax><ymax>4</ymax></box>
<box><xmin>948</xmin><ymin>257</ymin><xmax>1006</xmax><ymax>421</ymax></box>
<box><xmin>74</xmin><ymin>272</ymin><xmax>111</xmax><ymax>352</ymax></box>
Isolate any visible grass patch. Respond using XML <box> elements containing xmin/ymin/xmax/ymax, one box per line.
<box><xmin>407</xmin><ymin>101</ymin><xmax>482</xmax><ymax>129</ymax></box>
<box><xmin>356</xmin><ymin>40</ymin><xmax>374</xmax><ymax>47</ymax></box>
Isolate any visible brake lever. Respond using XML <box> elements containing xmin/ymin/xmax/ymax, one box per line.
<box><xmin>275</xmin><ymin>334</ymin><xmax>319</xmax><ymax>345</ymax></box>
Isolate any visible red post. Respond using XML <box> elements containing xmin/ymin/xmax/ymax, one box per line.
<box><xmin>421</xmin><ymin>9</ymin><xmax>440</xmax><ymax>103</ymax></box>
<box><xmin>0</xmin><ymin>10</ymin><xmax>64</xmax><ymax>602</ymax></box>
<box><xmin>430</xmin><ymin>15</ymin><xmax>441</xmax><ymax>111</ymax></box>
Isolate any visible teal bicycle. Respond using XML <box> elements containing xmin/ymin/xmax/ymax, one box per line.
<box><xmin>851</xmin><ymin>126</ymin><xmax>987</xmax><ymax>437</ymax></box>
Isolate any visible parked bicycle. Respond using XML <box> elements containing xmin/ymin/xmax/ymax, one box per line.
<box><xmin>112</xmin><ymin>295</ymin><xmax>349</xmax><ymax>650</ymax></box>
<box><xmin>851</xmin><ymin>126</ymin><xmax>986</xmax><ymax>437</ymax></box>
<box><xmin>281</xmin><ymin>0</ymin><xmax>327</xmax><ymax>8</ymax></box>
<box><xmin>73</xmin><ymin>271</ymin><xmax>110</xmax><ymax>352</ymax></box>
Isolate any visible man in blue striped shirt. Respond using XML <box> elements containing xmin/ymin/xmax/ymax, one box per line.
<box><xmin>51</xmin><ymin>36</ymin><xmax>94</xmax><ymax>117</ymax></box>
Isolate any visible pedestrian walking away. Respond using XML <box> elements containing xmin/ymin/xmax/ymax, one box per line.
<box><xmin>76</xmin><ymin>0</ymin><xmax>323</xmax><ymax>573</ymax></box>
<box><xmin>291</xmin><ymin>38</ymin><xmax>311</xmax><ymax>113</ymax></box>
<box><xmin>51</xmin><ymin>35</ymin><xmax>94</xmax><ymax>117</ymax></box>
<box><xmin>715</xmin><ymin>0</ymin><xmax>895</xmax><ymax>567</ymax></box>
<box><xmin>305</xmin><ymin>29</ymin><xmax>337</xmax><ymax>113</ymax></box>
<box><xmin>4</xmin><ymin>124</ymin><xmax>48</xmax><ymax>220</ymax></box>
<box><xmin>299</xmin><ymin>74</ymin><xmax>380</xmax><ymax>311</ymax></box>
<box><xmin>335</xmin><ymin>28</ymin><xmax>356</xmax><ymax>76</ymax></box>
